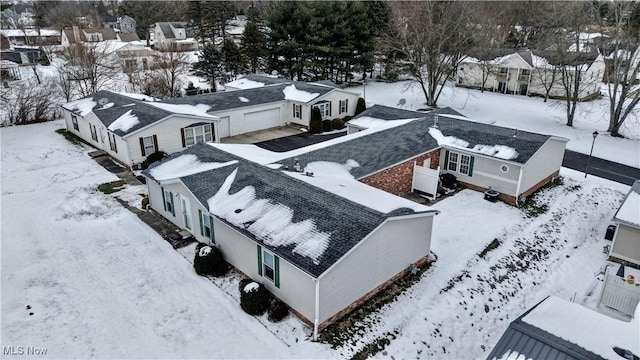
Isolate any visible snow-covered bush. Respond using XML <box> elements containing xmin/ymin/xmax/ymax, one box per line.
<box><xmin>239</xmin><ymin>279</ymin><xmax>270</xmax><ymax>315</ymax></box>
<box><xmin>193</xmin><ymin>243</ymin><xmax>228</xmax><ymax>276</ymax></box>
<box><xmin>332</xmin><ymin>118</ymin><xmax>345</xmax><ymax>129</ymax></box>
<box><xmin>267</xmin><ymin>299</ymin><xmax>289</xmax><ymax>323</ymax></box>
<box><xmin>322</xmin><ymin>119</ymin><xmax>333</xmax><ymax>132</ymax></box>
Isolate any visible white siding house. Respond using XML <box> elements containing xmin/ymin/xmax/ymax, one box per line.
<box><xmin>609</xmin><ymin>180</ymin><xmax>640</xmax><ymax>267</ymax></box>
<box><xmin>142</xmin><ymin>143</ymin><xmax>439</xmax><ymax>337</ymax></box>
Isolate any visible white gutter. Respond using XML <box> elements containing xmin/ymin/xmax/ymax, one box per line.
<box><xmin>313</xmin><ymin>278</ymin><xmax>320</xmax><ymax>341</ymax></box>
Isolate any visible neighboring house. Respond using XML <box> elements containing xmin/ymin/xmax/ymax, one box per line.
<box><xmin>167</xmin><ymin>81</ymin><xmax>359</xmax><ymax>135</ymax></box>
<box><xmin>487</xmin><ymin>296</ymin><xmax>639</xmax><ymax>360</ymax></box>
<box><xmin>117</xmin><ymin>16</ymin><xmax>137</xmax><ymax>34</ymax></box>
<box><xmin>61</xmin><ymin>90</ymin><xmax>218</xmax><ymax>168</ymax></box>
<box><xmin>338</xmin><ymin>105</ymin><xmax>567</xmax><ymax>204</ymax></box>
<box><xmin>152</xmin><ymin>22</ymin><xmax>198</xmax><ymax>51</ymax></box>
<box><xmin>608</xmin><ymin>180</ymin><xmax>640</xmax><ymax>267</ymax></box>
<box><xmin>224</xmin><ymin>74</ymin><xmax>290</xmax><ymax>91</ymax></box>
<box><xmin>457</xmin><ymin>48</ymin><xmax>605</xmax><ymax>101</ymax></box>
<box><xmin>142</xmin><ymin>142</ymin><xmax>439</xmax><ymax>339</ymax></box>
<box><xmin>0</xmin><ymin>60</ymin><xmax>20</xmax><ymax>80</ymax></box>
<box><xmin>116</xmin><ymin>43</ymin><xmax>152</xmax><ymax>71</ymax></box>
<box><xmin>0</xmin><ymin>28</ymin><xmax>61</xmax><ymax>46</ymax></box>
<box><xmin>61</xmin><ymin>26</ymin><xmax>117</xmax><ymax>46</ymax></box>
<box><xmin>116</xmin><ymin>32</ymin><xmax>141</xmax><ymax>43</ymax></box>
<box><xmin>0</xmin><ymin>48</ymin><xmax>40</xmax><ymax>65</ymax></box>
<box><xmin>100</xmin><ymin>15</ymin><xmax>118</xmax><ymax>30</ymax></box>
<box><xmin>61</xmin><ymin>82</ymin><xmax>359</xmax><ymax>168</ymax></box>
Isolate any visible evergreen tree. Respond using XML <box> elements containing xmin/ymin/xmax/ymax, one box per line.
<box><xmin>193</xmin><ymin>43</ymin><xmax>224</xmax><ymax>92</ymax></box>
<box><xmin>222</xmin><ymin>38</ymin><xmax>245</xmax><ymax>78</ymax></box>
<box><xmin>241</xmin><ymin>21</ymin><xmax>266</xmax><ymax>73</ymax></box>
<box><xmin>309</xmin><ymin>107</ymin><xmax>323</xmax><ymax>134</ymax></box>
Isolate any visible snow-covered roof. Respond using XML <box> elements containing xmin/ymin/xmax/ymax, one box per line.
<box><xmin>488</xmin><ymin>296</ymin><xmax>639</xmax><ymax>360</ymax></box>
<box><xmin>0</xmin><ymin>28</ymin><xmax>60</xmax><ymax>37</ymax></box>
<box><xmin>613</xmin><ymin>180</ymin><xmax>640</xmax><ymax>228</ymax></box>
<box><xmin>149</xmin><ymin>154</ymin><xmax>237</xmax><ymax>181</ymax></box>
<box><xmin>225</xmin><ymin>78</ymin><xmax>266</xmax><ymax>90</ymax></box>
<box><xmin>282</xmin><ymin>84</ymin><xmax>320</xmax><ymax>103</ymax></box>
<box><xmin>143</xmin><ymin>143</ymin><xmax>438</xmax><ymax>278</ymax></box>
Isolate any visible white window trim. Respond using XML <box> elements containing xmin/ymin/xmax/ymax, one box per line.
<box><xmin>447</xmin><ymin>151</ymin><xmax>473</xmax><ymax>176</ymax></box>
<box><xmin>339</xmin><ymin>99</ymin><xmax>347</xmax><ymax>114</ymax></box>
<box><xmin>163</xmin><ymin>189</ymin><xmax>173</xmax><ymax>214</ymax></box>
<box><xmin>262</xmin><ymin>249</ymin><xmax>276</xmax><ymax>283</ymax></box>
<box><xmin>315</xmin><ymin>102</ymin><xmax>330</xmax><ymax>119</ymax></box>
<box><xmin>294</xmin><ymin>104</ymin><xmax>302</xmax><ymax>119</ymax></box>
<box><xmin>184</xmin><ymin>125</ymin><xmax>212</xmax><ymax>146</ymax></box>
<box><xmin>202</xmin><ymin>212</ymin><xmax>212</xmax><ymax>239</ymax></box>
<box><xmin>181</xmin><ymin>196</ymin><xmax>191</xmax><ymax>231</ymax></box>
<box><xmin>71</xmin><ymin>115</ymin><xmax>79</xmax><ymax>131</ymax></box>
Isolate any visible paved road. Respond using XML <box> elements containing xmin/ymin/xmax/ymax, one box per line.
<box><xmin>563</xmin><ymin>150</ymin><xmax>640</xmax><ymax>185</ymax></box>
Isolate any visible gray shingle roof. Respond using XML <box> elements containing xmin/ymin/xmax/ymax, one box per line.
<box><xmin>355</xmin><ymin>104</ymin><xmax>427</xmax><ymax>120</ymax></box>
<box><xmin>276</xmin><ymin>107</ymin><xmax>551</xmax><ymax>179</ymax></box>
<box><xmin>165</xmin><ymin>82</ymin><xmax>335</xmax><ymax>112</ymax></box>
<box><xmin>145</xmin><ymin>143</ymin><xmax>433</xmax><ymax>277</ymax></box>
<box><xmin>61</xmin><ymin>90</ymin><xmax>173</xmax><ymax>136</ymax></box>
<box><xmin>487</xmin><ymin>299</ymin><xmax>605</xmax><ymax>360</ymax></box>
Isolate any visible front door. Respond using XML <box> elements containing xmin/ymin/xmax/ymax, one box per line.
<box><xmin>518</xmin><ymin>83</ymin><xmax>528</xmax><ymax>96</ymax></box>
<box><xmin>498</xmin><ymin>82</ymin><xmax>507</xmax><ymax>93</ymax></box>
<box><xmin>181</xmin><ymin>196</ymin><xmax>192</xmax><ymax>231</ymax></box>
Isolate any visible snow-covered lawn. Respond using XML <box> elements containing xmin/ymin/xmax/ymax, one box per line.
<box><xmin>352</xmin><ymin>81</ymin><xmax>640</xmax><ymax>168</ymax></box>
<box><xmin>1</xmin><ymin>90</ymin><xmax>637</xmax><ymax>358</ymax></box>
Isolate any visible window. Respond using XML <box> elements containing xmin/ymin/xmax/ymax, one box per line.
<box><xmin>90</xmin><ymin>124</ymin><xmax>98</xmax><ymax>141</ymax></box>
<box><xmin>339</xmin><ymin>99</ymin><xmax>348</xmax><ymax>114</ymax></box>
<box><xmin>199</xmin><ymin>209</ymin><xmax>214</xmax><ymax>241</ymax></box>
<box><xmin>162</xmin><ymin>187</ymin><xmax>175</xmax><ymax>216</ymax></box>
<box><xmin>183</xmin><ymin>124</ymin><xmax>213</xmax><ymax>147</ymax></box>
<box><xmin>108</xmin><ymin>133</ymin><xmax>117</xmax><ymax>153</ymax></box>
<box><xmin>521</xmin><ymin>69</ymin><xmax>531</xmax><ymax>76</ymax></box>
<box><xmin>257</xmin><ymin>245</ymin><xmax>279</xmax><ymax>287</ymax></box>
<box><xmin>71</xmin><ymin>115</ymin><xmax>78</xmax><ymax>131</ymax></box>
<box><xmin>139</xmin><ymin>135</ymin><xmax>157</xmax><ymax>156</ymax></box>
<box><xmin>445</xmin><ymin>150</ymin><xmax>474</xmax><ymax>176</ymax></box>
<box><xmin>181</xmin><ymin>197</ymin><xmax>191</xmax><ymax>230</ymax></box>
<box><xmin>293</xmin><ymin>104</ymin><xmax>302</xmax><ymax>119</ymax></box>
<box><xmin>314</xmin><ymin>102</ymin><xmax>330</xmax><ymax>119</ymax></box>
<box><xmin>499</xmin><ymin>67</ymin><xmax>508</xmax><ymax>74</ymax></box>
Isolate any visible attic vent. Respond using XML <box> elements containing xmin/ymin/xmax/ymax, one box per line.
<box><xmin>234</xmin><ymin>209</ymin><xmax>242</xmax><ymax>214</ymax></box>
<box><xmin>98</xmin><ymin>98</ymin><xmax>109</xmax><ymax>106</ymax></box>
<box><xmin>432</xmin><ymin>115</ymin><xmax>439</xmax><ymax>128</ymax></box>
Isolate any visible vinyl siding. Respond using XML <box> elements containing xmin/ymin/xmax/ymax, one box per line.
<box><xmin>440</xmin><ymin>149</ymin><xmax>520</xmax><ymax>197</ymax></box>
<box><xmin>610</xmin><ymin>224</ymin><xmax>640</xmax><ymax>265</ymax></box>
<box><xmin>318</xmin><ymin>215</ymin><xmax>433</xmax><ymax>324</ymax></box>
<box><xmin>520</xmin><ymin>138</ymin><xmax>566</xmax><ymax>195</ymax></box>
<box><xmin>210</xmin><ymin>102</ymin><xmax>287</xmax><ymax>136</ymax></box>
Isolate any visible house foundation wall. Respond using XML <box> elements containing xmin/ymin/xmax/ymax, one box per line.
<box><xmin>359</xmin><ymin>150</ymin><xmax>441</xmax><ymax>195</ymax></box>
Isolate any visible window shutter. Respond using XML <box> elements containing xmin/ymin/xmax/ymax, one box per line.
<box><xmin>210</xmin><ymin>123</ymin><xmax>215</xmax><ymax>142</ymax></box>
<box><xmin>181</xmin><ymin>128</ymin><xmax>186</xmax><ymax>148</ymax></box>
<box><xmin>329</xmin><ymin>102</ymin><xmax>332</xmax><ymax>117</ymax></box>
<box><xmin>274</xmin><ymin>256</ymin><xmax>280</xmax><ymax>288</ymax></box>
<box><xmin>469</xmin><ymin>156</ymin><xmax>474</xmax><ymax>177</ymax></box>
<box><xmin>345</xmin><ymin>99</ymin><xmax>348</xmax><ymax>113</ymax></box>
<box><xmin>198</xmin><ymin>209</ymin><xmax>203</xmax><ymax>236</ymax></box>
<box><xmin>169</xmin><ymin>192</ymin><xmax>175</xmax><ymax>216</ymax></box>
<box><xmin>209</xmin><ymin>214</ymin><xmax>216</xmax><ymax>244</ymax></box>
<box><xmin>444</xmin><ymin>150</ymin><xmax>450</xmax><ymax>169</ymax></box>
<box><xmin>152</xmin><ymin>135</ymin><xmax>158</xmax><ymax>153</ymax></box>
<box><xmin>113</xmin><ymin>135</ymin><xmax>117</xmax><ymax>153</ymax></box>
<box><xmin>161</xmin><ymin>187</ymin><xmax>166</xmax><ymax>211</ymax></box>
<box><xmin>139</xmin><ymin>137</ymin><xmax>146</xmax><ymax>157</ymax></box>
<box><xmin>292</xmin><ymin>103</ymin><xmax>295</xmax><ymax>117</ymax></box>
<box><xmin>257</xmin><ymin>245</ymin><xmax>263</xmax><ymax>276</ymax></box>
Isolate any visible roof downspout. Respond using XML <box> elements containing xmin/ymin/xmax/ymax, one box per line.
<box><xmin>313</xmin><ymin>278</ymin><xmax>320</xmax><ymax>341</ymax></box>
<box><xmin>515</xmin><ymin>165</ymin><xmax>524</xmax><ymax>206</ymax></box>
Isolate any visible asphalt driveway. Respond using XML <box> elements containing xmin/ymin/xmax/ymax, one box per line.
<box><xmin>255</xmin><ymin>130</ymin><xmax>347</xmax><ymax>152</ymax></box>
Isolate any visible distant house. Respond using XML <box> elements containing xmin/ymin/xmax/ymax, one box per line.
<box><xmin>118</xmin><ymin>16</ymin><xmax>137</xmax><ymax>34</ymax></box>
<box><xmin>152</xmin><ymin>22</ymin><xmax>198</xmax><ymax>51</ymax></box>
<box><xmin>116</xmin><ymin>43</ymin><xmax>152</xmax><ymax>71</ymax></box>
<box><xmin>457</xmin><ymin>48</ymin><xmax>605</xmax><ymax>101</ymax></box>
<box><xmin>60</xmin><ymin>81</ymin><xmax>359</xmax><ymax>168</ymax></box>
<box><xmin>0</xmin><ymin>48</ymin><xmax>41</xmax><ymax>65</ymax></box>
<box><xmin>345</xmin><ymin>105</ymin><xmax>567</xmax><ymax>204</ymax></box>
<box><xmin>100</xmin><ymin>15</ymin><xmax>118</xmax><ymax>30</ymax></box>
<box><xmin>116</xmin><ymin>32</ymin><xmax>140</xmax><ymax>43</ymax></box>
<box><xmin>488</xmin><ymin>296</ymin><xmax>639</xmax><ymax>360</ymax></box>
<box><xmin>61</xmin><ymin>26</ymin><xmax>117</xmax><ymax>46</ymax></box>
<box><xmin>142</xmin><ymin>142</ymin><xmax>439</xmax><ymax>339</ymax></box>
<box><xmin>224</xmin><ymin>74</ymin><xmax>290</xmax><ymax>91</ymax></box>
<box><xmin>0</xmin><ymin>28</ymin><xmax>61</xmax><ymax>46</ymax></box>
<box><xmin>608</xmin><ymin>180</ymin><xmax>640</xmax><ymax>268</ymax></box>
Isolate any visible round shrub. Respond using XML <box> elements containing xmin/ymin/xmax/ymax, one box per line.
<box><xmin>193</xmin><ymin>242</ymin><xmax>228</xmax><ymax>276</ymax></box>
<box><xmin>267</xmin><ymin>299</ymin><xmax>289</xmax><ymax>323</ymax></box>
<box><xmin>141</xmin><ymin>151</ymin><xmax>167</xmax><ymax>169</ymax></box>
<box><xmin>240</xmin><ymin>281</ymin><xmax>271</xmax><ymax>315</ymax></box>
<box><xmin>309</xmin><ymin>107</ymin><xmax>323</xmax><ymax>134</ymax></box>
<box><xmin>322</xmin><ymin>119</ymin><xmax>333</xmax><ymax>132</ymax></box>
<box><xmin>342</xmin><ymin>115</ymin><xmax>353</xmax><ymax>122</ymax></box>
<box><xmin>331</xmin><ymin>118</ymin><xmax>345</xmax><ymax>130</ymax></box>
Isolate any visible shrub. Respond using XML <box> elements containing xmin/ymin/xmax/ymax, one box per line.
<box><xmin>342</xmin><ymin>115</ymin><xmax>353</xmax><ymax>122</ymax></box>
<box><xmin>193</xmin><ymin>243</ymin><xmax>228</xmax><ymax>276</ymax></box>
<box><xmin>332</xmin><ymin>118</ymin><xmax>345</xmax><ymax>129</ymax></box>
<box><xmin>322</xmin><ymin>119</ymin><xmax>333</xmax><ymax>132</ymax></box>
<box><xmin>240</xmin><ymin>280</ymin><xmax>271</xmax><ymax>315</ymax></box>
<box><xmin>309</xmin><ymin>107</ymin><xmax>323</xmax><ymax>134</ymax></box>
<box><xmin>140</xmin><ymin>151</ymin><xmax>167</xmax><ymax>169</ymax></box>
<box><xmin>267</xmin><ymin>299</ymin><xmax>289</xmax><ymax>323</ymax></box>
<box><xmin>355</xmin><ymin>97</ymin><xmax>366</xmax><ymax>115</ymax></box>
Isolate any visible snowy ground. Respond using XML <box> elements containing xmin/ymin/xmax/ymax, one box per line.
<box><xmin>351</xmin><ymin>81</ymin><xmax>640</xmax><ymax>168</ymax></box>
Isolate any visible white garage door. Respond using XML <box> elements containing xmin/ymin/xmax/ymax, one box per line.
<box><xmin>243</xmin><ymin>108</ymin><xmax>280</xmax><ymax>133</ymax></box>
<box><xmin>218</xmin><ymin>116</ymin><xmax>230</xmax><ymax>139</ymax></box>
